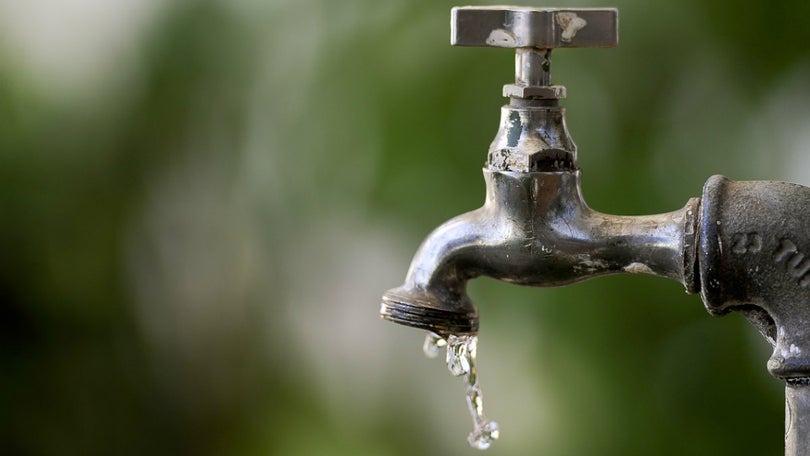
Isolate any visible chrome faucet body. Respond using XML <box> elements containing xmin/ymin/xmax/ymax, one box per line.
<box><xmin>380</xmin><ymin>7</ymin><xmax>810</xmax><ymax>454</ymax></box>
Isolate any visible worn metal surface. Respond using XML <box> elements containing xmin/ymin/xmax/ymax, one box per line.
<box><xmin>515</xmin><ymin>48</ymin><xmax>552</xmax><ymax>86</ymax></box>
<box><xmin>451</xmin><ymin>7</ymin><xmax>618</xmax><ymax>49</ymax></box>
<box><xmin>382</xmin><ymin>5</ymin><xmax>810</xmax><ymax>455</ymax></box>
<box><xmin>698</xmin><ymin>176</ymin><xmax>810</xmax><ymax>455</ymax></box>
<box><xmin>502</xmin><ymin>84</ymin><xmax>566</xmax><ymax>99</ymax></box>
<box><xmin>380</xmin><ymin>169</ymin><xmax>699</xmax><ymax>336</ymax></box>
<box><xmin>487</xmin><ymin>101</ymin><xmax>576</xmax><ymax>172</ymax></box>
<box><xmin>381</xmin><ymin>8</ymin><xmax>697</xmax><ymax>336</ymax></box>
<box><xmin>699</xmin><ymin>176</ymin><xmax>810</xmax><ymax>379</ymax></box>
<box><xmin>452</xmin><ymin>7</ymin><xmax>618</xmax><ymax>101</ymax></box>
<box><xmin>786</xmin><ymin>383</ymin><xmax>810</xmax><ymax>455</ymax></box>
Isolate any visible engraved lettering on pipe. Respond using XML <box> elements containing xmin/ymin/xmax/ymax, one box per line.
<box><xmin>773</xmin><ymin>238</ymin><xmax>810</xmax><ymax>288</ymax></box>
<box><xmin>731</xmin><ymin>232</ymin><xmax>763</xmax><ymax>254</ymax></box>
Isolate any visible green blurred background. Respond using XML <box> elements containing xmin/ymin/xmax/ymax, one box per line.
<box><xmin>1</xmin><ymin>0</ymin><xmax>809</xmax><ymax>454</ymax></box>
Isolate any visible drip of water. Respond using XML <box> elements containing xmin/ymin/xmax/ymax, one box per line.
<box><xmin>446</xmin><ymin>334</ymin><xmax>472</xmax><ymax>377</ymax></box>
<box><xmin>423</xmin><ymin>331</ymin><xmax>446</xmax><ymax>358</ymax></box>
<box><xmin>424</xmin><ymin>332</ymin><xmax>500</xmax><ymax>450</ymax></box>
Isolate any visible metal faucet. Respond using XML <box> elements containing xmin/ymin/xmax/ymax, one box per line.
<box><xmin>380</xmin><ymin>7</ymin><xmax>810</xmax><ymax>454</ymax></box>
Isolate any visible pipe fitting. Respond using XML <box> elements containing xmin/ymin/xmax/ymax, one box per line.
<box><xmin>698</xmin><ymin>175</ymin><xmax>810</xmax><ymax>380</ymax></box>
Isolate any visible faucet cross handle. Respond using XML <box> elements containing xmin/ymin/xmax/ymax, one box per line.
<box><xmin>451</xmin><ymin>7</ymin><xmax>618</xmax><ymax>98</ymax></box>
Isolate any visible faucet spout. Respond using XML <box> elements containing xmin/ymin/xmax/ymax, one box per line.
<box><xmin>381</xmin><ymin>169</ymin><xmax>699</xmax><ymax>336</ymax></box>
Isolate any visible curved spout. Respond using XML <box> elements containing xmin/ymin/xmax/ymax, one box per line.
<box><xmin>381</xmin><ymin>169</ymin><xmax>699</xmax><ymax>336</ymax></box>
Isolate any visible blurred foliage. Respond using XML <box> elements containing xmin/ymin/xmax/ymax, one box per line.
<box><xmin>0</xmin><ymin>0</ymin><xmax>809</xmax><ymax>454</ymax></box>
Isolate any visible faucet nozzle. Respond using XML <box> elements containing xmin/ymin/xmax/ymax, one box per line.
<box><xmin>381</xmin><ymin>287</ymin><xmax>478</xmax><ymax>336</ymax></box>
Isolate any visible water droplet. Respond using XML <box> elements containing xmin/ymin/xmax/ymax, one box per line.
<box><xmin>468</xmin><ymin>420</ymin><xmax>500</xmax><ymax>450</ymax></box>
<box><xmin>446</xmin><ymin>334</ymin><xmax>472</xmax><ymax>377</ymax></box>
<box><xmin>422</xmin><ymin>331</ymin><xmax>499</xmax><ymax>450</ymax></box>
<box><xmin>423</xmin><ymin>332</ymin><xmax>446</xmax><ymax>358</ymax></box>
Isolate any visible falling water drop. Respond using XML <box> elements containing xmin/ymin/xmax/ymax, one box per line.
<box><xmin>446</xmin><ymin>334</ymin><xmax>472</xmax><ymax>377</ymax></box>
<box><xmin>423</xmin><ymin>332</ymin><xmax>447</xmax><ymax>358</ymax></box>
<box><xmin>424</xmin><ymin>331</ymin><xmax>499</xmax><ymax>450</ymax></box>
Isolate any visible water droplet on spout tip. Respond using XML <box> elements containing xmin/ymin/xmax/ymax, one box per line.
<box><xmin>423</xmin><ymin>332</ymin><xmax>446</xmax><ymax>358</ymax></box>
<box><xmin>446</xmin><ymin>335</ymin><xmax>473</xmax><ymax>376</ymax></box>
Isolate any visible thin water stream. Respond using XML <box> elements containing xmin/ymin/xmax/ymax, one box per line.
<box><xmin>424</xmin><ymin>332</ymin><xmax>500</xmax><ymax>450</ymax></box>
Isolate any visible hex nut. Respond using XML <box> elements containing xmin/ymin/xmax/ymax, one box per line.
<box><xmin>502</xmin><ymin>84</ymin><xmax>567</xmax><ymax>99</ymax></box>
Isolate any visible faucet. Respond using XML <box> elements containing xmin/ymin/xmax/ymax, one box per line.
<box><xmin>382</xmin><ymin>8</ymin><xmax>698</xmax><ymax>340</ymax></box>
<box><xmin>380</xmin><ymin>7</ymin><xmax>810</xmax><ymax>455</ymax></box>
